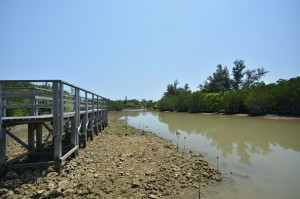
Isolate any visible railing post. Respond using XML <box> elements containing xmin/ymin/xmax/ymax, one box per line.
<box><xmin>34</xmin><ymin>90</ymin><xmax>42</xmax><ymax>152</ymax></box>
<box><xmin>0</xmin><ymin>84</ymin><xmax>7</xmax><ymax>168</ymax></box>
<box><xmin>107</xmin><ymin>99</ymin><xmax>108</xmax><ymax>124</ymax></box>
<box><xmin>75</xmin><ymin>88</ymin><xmax>80</xmax><ymax>153</ymax></box>
<box><xmin>30</xmin><ymin>88</ymin><xmax>38</xmax><ymax>116</ymax></box>
<box><xmin>89</xmin><ymin>94</ymin><xmax>94</xmax><ymax>140</ymax></box>
<box><xmin>27</xmin><ymin>88</ymin><xmax>36</xmax><ymax>154</ymax></box>
<box><xmin>96</xmin><ymin>96</ymin><xmax>99</xmax><ymax>134</ymax></box>
<box><xmin>28</xmin><ymin>88</ymin><xmax>36</xmax><ymax>152</ymax></box>
<box><xmin>100</xmin><ymin>97</ymin><xmax>103</xmax><ymax>130</ymax></box>
<box><xmin>106</xmin><ymin>99</ymin><xmax>108</xmax><ymax>126</ymax></box>
<box><xmin>82</xmin><ymin>91</ymin><xmax>88</xmax><ymax>147</ymax></box>
<box><xmin>53</xmin><ymin>81</ymin><xmax>63</xmax><ymax>172</ymax></box>
<box><xmin>71</xmin><ymin>88</ymin><xmax>80</xmax><ymax>154</ymax></box>
<box><xmin>103</xmin><ymin>98</ymin><xmax>105</xmax><ymax>129</ymax></box>
<box><xmin>63</xmin><ymin>95</ymin><xmax>66</xmax><ymax>113</ymax></box>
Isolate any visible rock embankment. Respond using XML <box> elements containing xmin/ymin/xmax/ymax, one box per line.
<box><xmin>0</xmin><ymin>116</ymin><xmax>221</xmax><ymax>199</ymax></box>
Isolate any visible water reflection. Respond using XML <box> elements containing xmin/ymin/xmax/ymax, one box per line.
<box><xmin>117</xmin><ymin>111</ymin><xmax>300</xmax><ymax>164</ymax></box>
<box><xmin>157</xmin><ymin>112</ymin><xmax>299</xmax><ymax>164</ymax></box>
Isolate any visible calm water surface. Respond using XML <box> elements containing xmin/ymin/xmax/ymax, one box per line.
<box><xmin>112</xmin><ymin>111</ymin><xmax>300</xmax><ymax>199</ymax></box>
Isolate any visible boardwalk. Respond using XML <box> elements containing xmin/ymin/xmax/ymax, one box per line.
<box><xmin>0</xmin><ymin>80</ymin><xmax>108</xmax><ymax>174</ymax></box>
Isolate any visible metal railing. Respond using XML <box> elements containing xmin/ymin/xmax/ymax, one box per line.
<box><xmin>0</xmin><ymin>80</ymin><xmax>108</xmax><ymax>173</ymax></box>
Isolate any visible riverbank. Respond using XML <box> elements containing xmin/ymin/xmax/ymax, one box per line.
<box><xmin>223</xmin><ymin>113</ymin><xmax>300</xmax><ymax>120</ymax></box>
<box><xmin>156</xmin><ymin>110</ymin><xmax>300</xmax><ymax>120</ymax></box>
<box><xmin>0</xmin><ymin>116</ymin><xmax>221</xmax><ymax>199</ymax></box>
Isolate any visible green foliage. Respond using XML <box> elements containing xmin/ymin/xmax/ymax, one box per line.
<box><xmin>108</xmin><ymin>98</ymin><xmax>155</xmax><ymax>111</ymax></box>
<box><xmin>2</xmin><ymin>82</ymin><xmax>33</xmax><ymax>117</ymax></box>
<box><xmin>199</xmin><ymin>60</ymin><xmax>268</xmax><ymax>92</ymax></box>
<box><xmin>223</xmin><ymin>90</ymin><xmax>245</xmax><ymax>114</ymax></box>
<box><xmin>164</xmin><ymin>80</ymin><xmax>191</xmax><ymax>97</ymax></box>
<box><xmin>244</xmin><ymin>83</ymin><xmax>273</xmax><ymax>115</ymax></box>
<box><xmin>186</xmin><ymin>92</ymin><xmax>223</xmax><ymax>113</ymax></box>
<box><xmin>158</xmin><ymin>76</ymin><xmax>300</xmax><ymax>116</ymax></box>
<box><xmin>158</xmin><ymin>96</ymin><xmax>177</xmax><ymax>111</ymax></box>
<box><xmin>200</xmin><ymin>64</ymin><xmax>231</xmax><ymax>92</ymax></box>
<box><xmin>159</xmin><ymin>80</ymin><xmax>192</xmax><ymax>112</ymax></box>
<box><xmin>264</xmin><ymin>77</ymin><xmax>300</xmax><ymax>115</ymax></box>
<box><xmin>203</xmin><ymin>93</ymin><xmax>224</xmax><ymax>112</ymax></box>
<box><xmin>165</xmin><ymin>80</ymin><xmax>179</xmax><ymax>96</ymax></box>
<box><xmin>243</xmin><ymin>68</ymin><xmax>269</xmax><ymax>88</ymax></box>
<box><xmin>108</xmin><ymin>100</ymin><xmax>124</xmax><ymax>111</ymax></box>
<box><xmin>272</xmin><ymin>78</ymin><xmax>300</xmax><ymax>115</ymax></box>
<box><xmin>153</xmin><ymin>103</ymin><xmax>160</xmax><ymax>110</ymax></box>
<box><xmin>188</xmin><ymin>91</ymin><xmax>203</xmax><ymax>112</ymax></box>
<box><xmin>124</xmin><ymin>99</ymin><xmax>141</xmax><ymax>109</ymax></box>
<box><xmin>158</xmin><ymin>91</ymin><xmax>223</xmax><ymax>113</ymax></box>
<box><xmin>176</xmin><ymin>92</ymin><xmax>190</xmax><ymax>112</ymax></box>
<box><xmin>141</xmin><ymin>99</ymin><xmax>154</xmax><ymax>109</ymax></box>
<box><xmin>232</xmin><ymin>59</ymin><xmax>246</xmax><ymax>90</ymax></box>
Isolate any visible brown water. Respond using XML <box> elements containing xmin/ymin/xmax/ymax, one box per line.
<box><xmin>112</xmin><ymin>111</ymin><xmax>300</xmax><ymax>199</ymax></box>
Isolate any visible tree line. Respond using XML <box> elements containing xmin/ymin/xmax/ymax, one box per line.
<box><xmin>156</xmin><ymin>60</ymin><xmax>300</xmax><ymax>116</ymax></box>
<box><xmin>108</xmin><ymin>97</ymin><xmax>154</xmax><ymax>111</ymax></box>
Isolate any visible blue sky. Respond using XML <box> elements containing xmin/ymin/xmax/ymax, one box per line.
<box><xmin>1</xmin><ymin>0</ymin><xmax>299</xmax><ymax>100</ymax></box>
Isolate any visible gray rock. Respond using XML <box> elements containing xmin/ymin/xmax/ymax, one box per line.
<box><xmin>0</xmin><ymin>188</ymin><xmax>8</xmax><ymax>195</ymax></box>
<box><xmin>42</xmin><ymin>190</ymin><xmax>61</xmax><ymax>199</ymax></box>
<box><xmin>46</xmin><ymin>172</ymin><xmax>57</xmax><ymax>179</ymax></box>
<box><xmin>48</xmin><ymin>181</ymin><xmax>56</xmax><ymax>190</ymax></box>
<box><xmin>58</xmin><ymin>179</ymin><xmax>69</xmax><ymax>191</ymax></box>
<box><xmin>145</xmin><ymin>170</ymin><xmax>154</xmax><ymax>176</ymax></box>
<box><xmin>132</xmin><ymin>178</ymin><xmax>141</xmax><ymax>188</ymax></box>
<box><xmin>203</xmin><ymin>172</ymin><xmax>210</xmax><ymax>178</ymax></box>
<box><xmin>7</xmin><ymin>190</ymin><xmax>14</xmax><ymax>196</ymax></box>
<box><xmin>213</xmin><ymin>174</ymin><xmax>222</xmax><ymax>182</ymax></box>
<box><xmin>88</xmin><ymin>187</ymin><xmax>102</xmax><ymax>195</ymax></box>
<box><xmin>36</xmin><ymin>190</ymin><xmax>45</xmax><ymax>195</ymax></box>
<box><xmin>63</xmin><ymin>189</ymin><xmax>74</xmax><ymax>196</ymax></box>
<box><xmin>149</xmin><ymin>194</ymin><xmax>158</xmax><ymax>199</ymax></box>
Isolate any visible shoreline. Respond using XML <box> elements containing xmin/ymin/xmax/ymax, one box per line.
<box><xmin>150</xmin><ymin>110</ymin><xmax>300</xmax><ymax>120</ymax></box>
<box><xmin>0</xmin><ymin>116</ymin><xmax>221</xmax><ymax>199</ymax></box>
<box><xmin>118</xmin><ymin>109</ymin><xmax>300</xmax><ymax>120</ymax></box>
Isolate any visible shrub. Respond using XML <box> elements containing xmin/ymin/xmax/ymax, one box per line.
<box><xmin>223</xmin><ymin>91</ymin><xmax>245</xmax><ymax>114</ymax></box>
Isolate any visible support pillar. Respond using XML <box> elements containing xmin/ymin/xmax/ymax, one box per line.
<box><xmin>28</xmin><ymin>123</ymin><xmax>35</xmax><ymax>150</ymax></box>
<box><xmin>36</xmin><ymin>123</ymin><xmax>43</xmax><ymax>151</ymax></box>
<box><xmin>0</xmin><ymin>85</ymin><xmax>6</xmax><ymax>168</ymax></box>
<box><xmin>0</xmin><ymin>127</ymin><xmax>6</xmax><ymax>168</ymax></box>
<box><xmin>71</xmin><ymin>118</ymin><xmax>76</xmax><ymax>158</ymax></box>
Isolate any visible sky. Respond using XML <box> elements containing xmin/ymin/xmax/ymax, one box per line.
<box><xmin>0</xmin><ymin>0</ymin><xmax>299</xmax><ymax>101</ymax></box>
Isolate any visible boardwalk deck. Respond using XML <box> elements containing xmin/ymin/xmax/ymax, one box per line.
<box><xmin>0</xmin><ymin>80</ymin><xmax>108</xmax><ymax>174</ymax></box>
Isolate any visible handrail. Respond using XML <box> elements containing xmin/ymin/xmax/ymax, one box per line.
<box><xmin>0</xmin><ymin>80</ymin><xmax>108</xmax><ymax>117</ymax></box>
<box><xmin>0</xmin><ymin>80</ymin><xmax>108</xmax><ymax>100</ymax></box>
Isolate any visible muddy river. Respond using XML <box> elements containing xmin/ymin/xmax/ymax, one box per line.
<box><xmin>113</xmin><ymin>110</ymin><xmax>300</xmax><ymax>199</ymax></box>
